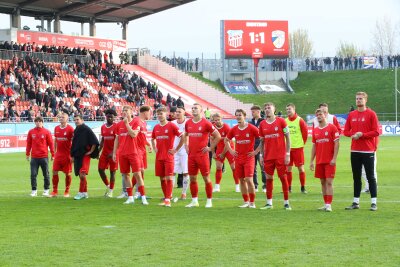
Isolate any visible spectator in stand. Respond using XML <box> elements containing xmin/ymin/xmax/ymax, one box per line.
<box><xmin>43</xmin><ymin>92</ymin><xmax>50</xmax><ymax>111</ymax></box>
<box><xmin>28</xmin><ymin>88</ymin><xmax>36</xmax><ymax>106</ymax></box>
<box><xmin>6</xmin><ymin>86</ymin><xmax>14</xmax><ymax>101</ymax></box>
<box><xmin>0</xmin><ymin>67</ymin><xmax>5</xmax><ymax>84</ymax></box>
<box><xmin>80</xmin><ymin>87</ymin><xmax>90</xmax><ymax>98</ymax></box>
<box><xmin>50</xmin><ymin>94</ymin><xmax>58</xmax><ymax>116</ymax></box>
<box><xmin>175</xmin><ymin>96</ymin><xmax>184</xmax><ymax>108</ymax></box>
<box><xmin>0</xmin><ymin>82</ymin><xmax>5</xmax><ymax>102</ymax></box>
<box><xmin>127</xmin><ymin>93</ymin><xmax>135</xmax><ymax>103</ymax></box>
<box><xmin>9</xmin><ymin>71</ymin><xmax>15</xmax><ymax>90</ymax></box>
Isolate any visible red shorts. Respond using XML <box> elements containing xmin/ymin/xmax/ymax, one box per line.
<box><xmin>119</xmin><ymin>153</ymin><xmax>141</xmax><ymax>174</ymax></box>
<box><xmin>235</xmin><ymin>158</ymin><xmax>255</xmax><ymax>179</ymax></box>
<box><xmin>79</xmin><ymin>155</ymin><xmax>91</xmax><ymax>175</ymax></box>
<box><xmin>216</xmin><ymin>152</ymin><xmax>235</xmax><ymax>165</ymax></box>
<box><xmin>155</xmin><ymin>159</ymin><xmax>174</xmax><ymax>177</ymax></box>
<box><xmin>315</xmin><ymin>164</ymin><xmax>336</xmax><ymax>179</ymax></box>
<box><xmin>98</xmin><ymin>153</ymin><xmax>118</xmax><ymax>171</ymax></box>
<box><xmin>288</xmin><ymin>148</ymin><xmax>304</xmax><ymax>167</ymax></box>
<box><xmin>264</xmin><ymin>158</ymin><xmax>286</xmax><ymax>177</ymax></box>
<box><xmin>140</xmin><ymin>150</ymin><xmax>147</xmax><ymax>170</ymax></box>
<box><xmin>188</xmin><ymin>154</ymin><xmax>210</xmax><ymax>176</ymax></box>
<box><xmin>52</xmin><ymin>156</ymin><xmax>72</xmax><ymax>173</ymax></box>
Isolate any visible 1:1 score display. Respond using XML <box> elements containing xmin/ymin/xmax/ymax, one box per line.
<box><xmin>249</xmin><ymin>32</ymin><xmax>265</xmax><ymax>44</ymax></box>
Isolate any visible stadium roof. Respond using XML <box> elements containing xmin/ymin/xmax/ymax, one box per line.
<box><xmin>0</xmin><ymin>0</ymin><xmax>196</xmax><ymax>24</ymax></box>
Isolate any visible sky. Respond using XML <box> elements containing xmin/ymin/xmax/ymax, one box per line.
<box><xmin>0</xmin><ymin>0</ymin><xmax>399</xmax><ymax>58</ymax></box>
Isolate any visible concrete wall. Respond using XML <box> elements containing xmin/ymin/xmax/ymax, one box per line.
<box><xmin>0</xmin><ymin>28</ymin><xmax>13</xmax><ymax>42</ymax></box>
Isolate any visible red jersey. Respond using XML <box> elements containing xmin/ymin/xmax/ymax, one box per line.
<box><xmin>313</xmin><ymin>114</ymin><xmax>342</xmax><ymax>134</ymax></box>
<box><xmin>259</xmin><ymin>117</ymin><xmax>288</xmax><ymax>160</ymax></box>
<box><xmin>100</xmin><ymin>123</ymin><xmax>117</xmax><ymax>156</ymax></box>
<box><xmin>152</xmin><ymin>122</ymin><xmax>182</xmax><ymax>160</ymax></box>
<box><xmin>343</xmin><ymin>109</ymin><xmax>379</xmax><ymax>152</ymax></box>
<box><xmin>215</xmin><ymin>123</ymin><xmax>233</xmax><ymax>154</ymax></box>
<box><xmin>26</xmin><ymin>127</ymin><xmax>54</xmax><ymax>158</ymax></box>
<box><xmin>133</xmin><ymin>117</ymin><xmax>148</xmax><ymax>153</ymax></box>
<box><xmin>312</xmin><ymin>124</ymin><xmax>340</xmax><ymax>164</ymax></box>
<box><xmin>227</xmin><ymin>123</ymin><xmax>259</xmax><ymax>163</ymax></box>
<box><xmin>185</xmin><ymin>118</ymin><xmax>216</xmax><ymax>156</ymax></box>
<box><xmin>115</xmin><ymin>119</ymin><xmax>140</xmax><ymax>156</ymax></box>
<box><xmin>54</xmin><ymin>124</ymin><xmax>74</xmax><ymax>158</ymax></box>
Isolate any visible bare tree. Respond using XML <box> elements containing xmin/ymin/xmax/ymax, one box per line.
<box><xmin>372</xmin><ymin>16</ymin><xmax>397</xmax><ymax>56</ymax></box>
<box><xmin>289</xmin><ymin>29</ymin><xmax>313</xmax><ymax>58</ymax></box>
<box><xmin>336</xmin><ymin>41</ymin><xmax>365</xmax><ymax>57</ymax></box>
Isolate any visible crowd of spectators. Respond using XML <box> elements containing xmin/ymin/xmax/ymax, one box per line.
<box><xmin>0</xmin><ymin>42</ymin><xmax>168</xmax><ymax>122</ymax></box>
<box><xmin>158</xmin><ymin>55</ymin><xmax>199</xmax><ymax>72</ymax></box>
<box><xmin>305</xmin><ymin>55</ymin><xmax>400</xmax><ymax>71</ymax></box>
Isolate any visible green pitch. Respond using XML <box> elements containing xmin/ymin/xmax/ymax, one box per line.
<box><xmin>1</xmin><ymin>137</ymin><xmax>399</xmax><ymax>266</ymax></box>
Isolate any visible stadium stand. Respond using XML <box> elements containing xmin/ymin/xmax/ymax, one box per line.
<box><xmin>0</xmin><ymin>49</ymin><xmax>159</xmax><ymax>122</ymax></box>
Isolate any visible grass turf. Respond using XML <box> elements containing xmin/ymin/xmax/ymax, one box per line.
<box><xmin>232</xmin><ymin>69</ymin><xmax>397</xmax><ymax>116</ymax></box>
<box><xmin>0</xmin><ymin>137</ymin><xmax>399</xmax><ymax>266</ymax></box>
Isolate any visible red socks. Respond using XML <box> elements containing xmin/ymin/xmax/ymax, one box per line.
<box><xmin>109</xmin><ymin>181</ymin><xmax>115</xmax><ymax>190</ymax></box>
<box><xmin>52</xmin><ymin>174</ymin><xmax>59</xmax><ymax>193</ymax></box>
<box><xmin>215</xmin><ymin>169</ymin><xmax>222</xmax><ymax>185</ymax></box>
<box><xmin>65</xmin><ymin>175</ymin><xmax>72</xmax><ymax>192</ymax></box>
<box><xmin>299</xmin><ymin>172</ymin><xmax>306</xmax><ymax>187</ymax></box>
<box><xmin>266</xmin><ymin>179</ymin><xmax>274</xmax><ymax>199</ymax></box>
<box><xmin>161</xmin><ymin>179</ymin><xmax>167</xmax><ymax>198</ymax></box>
<box><xmin>249</xmin><ymin>193</ymin><xmax>255</xmax><ymax>203</ymax></box>
<box><xmin>324</xmin><ymin>195</ymin><xmax>333</xmax><ymax>204</ymax></box>
<box><xmin>190</xmin><ymin>181</ymin><xmax>198</xmax><ymax>198</ymax></box>
<box><xmin>126</xmin><ymin>187</ymin><xmax>133</xmax><ymax>197</ymax></box>
<box><xmin>286</xmin><ymin>172</ymin><xmax>293</xmax><ymax>187</ymax></box>
<box><xmin>279</xmin><ymin>176</ymin><xmax>289</xmax><ymax>200</ymax></box>
<box><xmin>79</xmin><ymin>177</ymin><xmax>87</xmax><ymax>193</ymax></box>
<box><xmin>131</xmin><ymin>177</ymin><xmax>137</xmax><ymax>187</ymax></box>
<box><xmin>166</xmin><ymin>179</ymin><xmax>173</xmax><ymax>199</ymax></box>
<box><xmin>205</xmin><ymin>182</ymin><xmax>213</xmax><ymax>198</ymax></box>
<box><xmin>138</xmin><ymin>185</ymin><xmax>145</xmax><ymax>196</ymax></box>
<box><xmin>242</xmin><ymin>194</ymin><xmax>249</xmax><ymax>202</ymax></box>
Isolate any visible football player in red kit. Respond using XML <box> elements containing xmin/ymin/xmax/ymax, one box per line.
<box><xmin>50</xmin><ymin>112</ymin><xmax>74</xmax><ymax>197</ymax></box>
<box><xmin>151</xmin><ymin>107</ymin><xmax>183</xmax><ymax>207</ymax></box>
<box><xmin>257</xmin><ymin>102</ymin><xmax>292</xmax><ymax>210</ymax></box>
<box><xmin>183</xmin><ymin>103</ymin><xmax>221</xmax><ymax>208</ymax></box>
<box><xmin>113</xmin><ymin>106</ymin><xmax>148</xmax><ymax>205</ymax></box>
<box><xmin>310</xmin><ymin>108</ymin><xmax>340</xmax><ymax>212</ymax></box>
<box><xmin>211</xmin><ymin>112</ymin><xmax>240</xmax><ymax>193</ymax></box>
<box><xmin>98</xmin><ymin>109</ymin><xmax>118</xmax><ymax>198</ymax></box>
<box><xmin>226</xmin><ymin>109</ymin><xmax>260</xmax><ymax>208</ymax></box>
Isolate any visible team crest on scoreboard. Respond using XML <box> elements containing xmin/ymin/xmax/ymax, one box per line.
<box><xmin>271</xmin><ymin>30</ymin><xmax>285</xmax><ymax>49</ymax></box>
<box><xmin>227</xmin><ymin>30</ymin><xmax>244</xmax><ymax>48</ymax></box>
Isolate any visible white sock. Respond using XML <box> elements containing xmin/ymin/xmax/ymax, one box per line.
<box><xmin>267</xmin><ymin>199</ymin><xmax>272</xmax><ymax>205</ymax></box>
<box><xmin>371</xmin><ymin>198</ymin><xmax>377</xmax><ymax>204</ymax></box>
<box><xmin>192</xmin><ymin>197</ymin><xmax>198</xmax><ymax>202</ymax></box>
<box><xmin>284</xmin><ymin>200</ymin><xmax>289</xmax><ymax>205</ymax></box>
<box><xmin>182</xmin><ymin>175</ymin><xmax>189</xmax><ymax>195</ymax></box>
<box><xmin>353</xmin><ymin>197</ymin><xmax>360</xmax><ymax>204</ymax></box>
<box><xmin>128</xmin><ymin>196</ymin><xmax>133</xmax><ymax>201</ymax></box>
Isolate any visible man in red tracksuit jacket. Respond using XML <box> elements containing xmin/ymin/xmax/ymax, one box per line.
<box><xmin>344</xmin><ymin>92</ymin><xmax>380</xmax><ymax>211</ymax></box>
<box><xmin>26</xmin><ymin>116</ymin><xmax>54</xmax><ymax>197</ymax></box>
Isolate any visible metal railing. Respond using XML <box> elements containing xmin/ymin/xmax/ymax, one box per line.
<box><xmin>0</xmin><ymin>49</ymin><xmax>92</xmax><ymax>65</ymax></box>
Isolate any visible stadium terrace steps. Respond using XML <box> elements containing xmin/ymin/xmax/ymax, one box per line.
<box><xmin>129</xmin><ymin>54</ymin><xmax>253</xmax><ymax>117</ymax></box>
